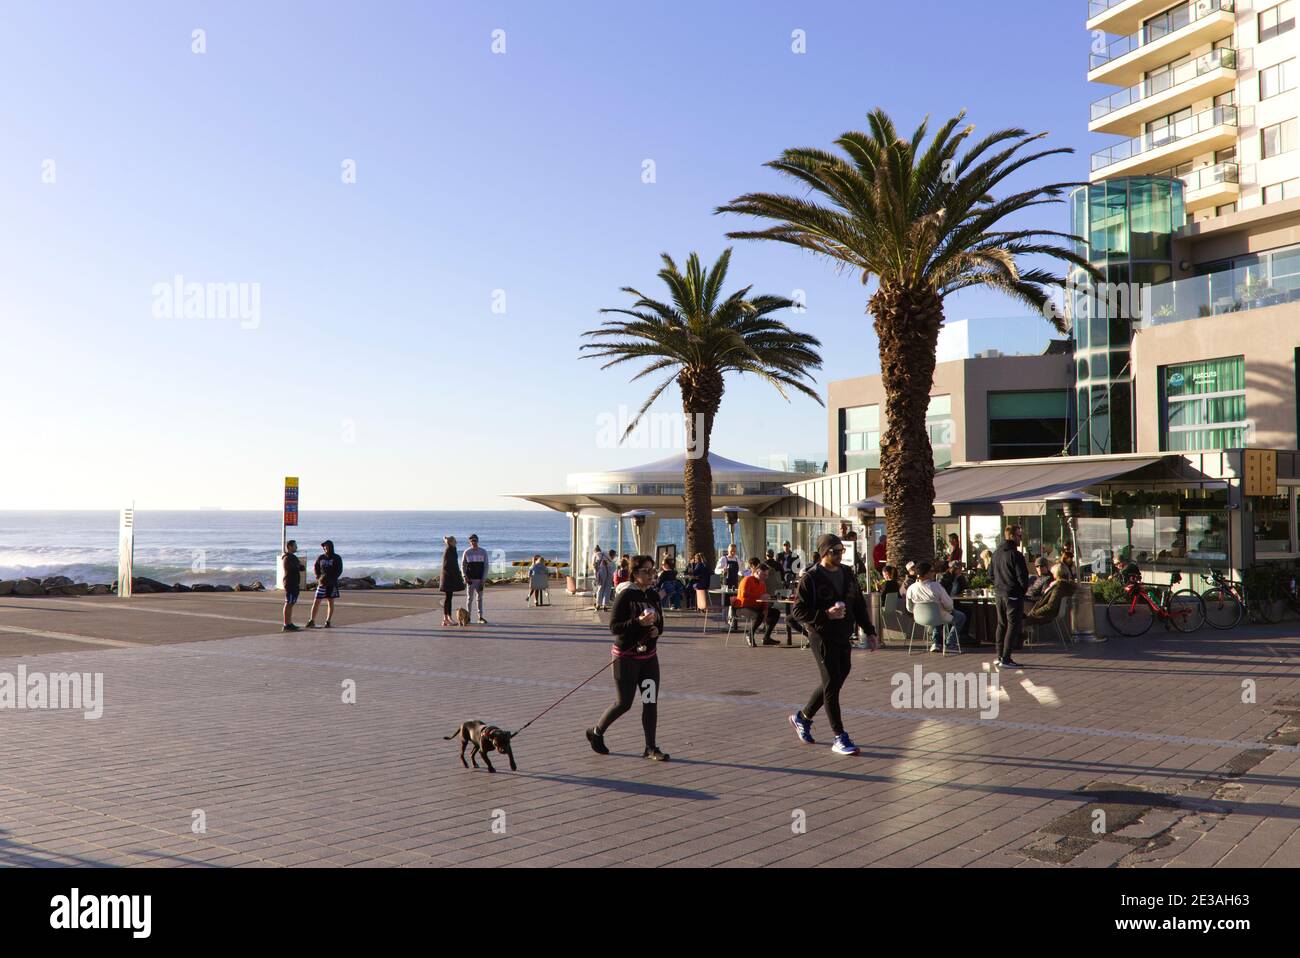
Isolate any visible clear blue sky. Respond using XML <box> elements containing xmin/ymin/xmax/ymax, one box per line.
<box><xmin>0</xmin><ymin>0</ymin><xmax>1092</xmax><ymax>510</ymax></box>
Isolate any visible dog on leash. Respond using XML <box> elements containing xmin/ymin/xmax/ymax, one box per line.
<box><xmin>455</xmin><ymin>607</ymin><xmax>471</xmax><ymax>626</ymax></box>
<box><xmin>443</xmin><ymin>720</ymin><xmax>517</xmax><ymax>772</ymax></box>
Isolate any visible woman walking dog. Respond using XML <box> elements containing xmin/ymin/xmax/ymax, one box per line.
<box><xmin>440</xmin><ymin>535</ymin><xmax>465</xmax><ymax>627</ymax></box>
<box><xmin>586</xmin><ymin>555</ymin><xmax>670</xmax><ymax>761</ymax></box>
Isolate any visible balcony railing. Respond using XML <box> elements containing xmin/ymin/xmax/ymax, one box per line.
<box><xmin>1091</xmin><ymin>105</ymin><xmax>1237</xmax><ymax>172</ymax></box>
<box><xmin>1088</xmin><ymin>0</ymin><xmax>1128</xmax><ymax>17</ymax></box>
<box><xmin>1091</xmin><ymin>48</ymin><xmax>1236</xmax><ymax>123</ymax></box>
<box><xmin>1145</xmin><ymin>266</ymin><xmax>1300</xmax><ymax>327</ymax></box>
<box><xmin>1090</xmin><ymin>0</ymin><xmax>1235</xmax><ymax>70</ymax></box>
<box><xmin>1182</xmin><ymin>160</ymin><xmax>1239</xmax><ymax>192</ymax></box>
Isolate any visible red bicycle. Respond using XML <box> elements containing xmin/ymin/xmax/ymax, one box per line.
<box><xmin>1107</xmin><ymin>571</ymin><xmax>1206</xmax><ymax>636</ymax></box>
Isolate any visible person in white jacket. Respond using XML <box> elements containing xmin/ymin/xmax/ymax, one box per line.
<box><xmin>905</xmin><ymin>561</ymin><xmax>965</xmax><ymax>653</ymax></box>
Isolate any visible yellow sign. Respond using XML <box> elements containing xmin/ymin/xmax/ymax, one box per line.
<box><xmin>1243</xmin><ymin>450</ymin><xmax>1277</xmax><ymax>497</ymax></box>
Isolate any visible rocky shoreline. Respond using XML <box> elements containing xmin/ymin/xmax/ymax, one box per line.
<box><xmin>0</xmin><ymin>574</ymin><xmax>517</xmax><ymax>597</ymax></box>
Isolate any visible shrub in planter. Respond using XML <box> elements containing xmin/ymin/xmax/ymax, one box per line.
<box><xmin>1091</xmin><ymin>577</ymin><xmax>1127</xmax><ymax>605</ymax></box>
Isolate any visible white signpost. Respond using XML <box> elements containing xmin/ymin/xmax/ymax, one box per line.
<box><xmin>118</xmin><ymin>507</ymin><xmax>135</xmax><ymax>598</ymax></box>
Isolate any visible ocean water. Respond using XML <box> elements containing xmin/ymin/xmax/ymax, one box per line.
<box><xmin>0</xmin><ymin>511</ymin><xmax>570</xmax><ymax>587</ymax></box>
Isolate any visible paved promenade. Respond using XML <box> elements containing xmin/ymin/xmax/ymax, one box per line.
<box><xmin>0</xmin><ymin>585</ymin><xmax>1297</xmax><ymax>867</ymax></box>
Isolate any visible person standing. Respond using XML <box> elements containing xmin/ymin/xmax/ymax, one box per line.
<box><xmin>462</xmin><ymin>533</ymin><xmax>489</xmax><ymax>624</ymax></box>
<box><xmin>614</xmin><ymin>555</ymin><xmax>631</xmax><ymax>588</ymax></box>
<box><xmin>593</xmin><ymin>548</ymin><xmax>614</xmax><ymax>610</ymax></box>
<box><xmin>439</xmin><ymin>535</ymin><xmax>465</xmax><ymax>627</ymax></box>
<box><xmin>306</xmin><ymin>539</ymin><xmax>342</xmax><ymax>629</ymax></box>
<box><xmin>586</xmin><ymin>555</ymin><xmax>670</xmax><ymax>762</ymax></box>
<box><xmin>945</xmin><ymin>532</ymin><xmax>963</xmax><ymax>566</ymax></box>
<box><xmin>990</xmin><ymin>525</ymin><xmax>1029</xmax><ymax>669</ymax></box>
<box><xmin>528</xmin><ymin>554</ymin><xmax>549</xmax><ymax>607</ymax></box>
<box><xmin>778</xmin><ymin>541</ymin><xmax>801</xmax><ymax>583</ymax></box>
<box><xmin>280</xmin><ymin>539</ymin><xmax>302</xmax><ymax>632</ymax></box>
<box><xmin>872</xmin><ymin>534</ymin><xmax>887</xmax><ymax>572</ymax></box>
<box><xmin>789</xmin><ymin>533</ymin><xmax>876</xmax><ymax>756</ymax></box>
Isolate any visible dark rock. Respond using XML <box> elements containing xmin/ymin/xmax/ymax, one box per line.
<box><xmin>12</xmin><ymin>580</ymin><xmax>44</xmax><ymax>596</ymax></box>
<box><xmin>214</xmin><ymin>584</ymin><xmax>234</xmax><ymax>592</ymax></box>
<box><xmin>132</xmin><ymin>577</ymin><xmax>172</xmax><ymax>594</ymax></box>
<box><xmin>190</xmin><ymin>583</ymin><xmax>216</xmax><ymax>592</ymax></box>
<box><xmin>250</xmin><ymin>581</ymin><xmax>265</xmax><ymax>592</ymax></box>
<box><xmin>234</xmin><ymin>583</ymin><xmax>248</xmax><ymax>592</ymax></box>
<box><xmin>88</xmin><ymin>584</ymin><xmax>112</xmax><ymax>595</ymax></box>
<box><xmin>172</xmin><ymin>583</ymin><xmax>192</xmax><ymax>592</ymax></box>
<box><xmin>0</xmin><ymin>580</ymin><xmax>15</xmax><ymax>596</ymax></box>
<box><xmin>41</xmin><ymin>575</ymin><xmax>74</xmax><ymax>589</ymax></box>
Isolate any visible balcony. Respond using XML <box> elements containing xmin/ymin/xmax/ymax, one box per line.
<box><xmin>1087</xmin><ymin>0</ymin><xmax>1203</xmax><ymax>36</ymax></box>
<box><xmin>1145</xmin><ymin>267</ymin><xmax>1300</xmax><ymax>327</ymax></box>
<box><xmin>1088</xmin><ymin>0</ymin><xmax>1236</xmax><ymax>87</ymax></box>
<box><xmin>1182</xmin><ymin>161</ymin><xmax>1239</xmax><ymax>212</ymax></box>
<box><xmin>1090</xmin><ymin>106</ymin><xmax>1237</xmax><ymax>179</ymax></box>
<box><xmin>1090</xmin><ymin>47</ymin><xmax>1236</xmax><ymax>135</ymax></box>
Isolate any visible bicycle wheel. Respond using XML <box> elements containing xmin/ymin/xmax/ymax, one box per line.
<box><xmin>1250</xmin><ymin>586</ymin><xmax>1285</xmax><ymax>624</ymax></box>
<box><xmin>1167</xmin><ymin>589</ymin><xmax>1206</xmax><ymax>633</ymax></box>
<box><xmin>1108</xmin><ymin>593</ymin><xmax>1154</xmax><ymax>636</ymax></box>
<box><xmin>1201</xmin><ymin>587</ymin><xmax>1243</xmax><ymax>630</ymax></box>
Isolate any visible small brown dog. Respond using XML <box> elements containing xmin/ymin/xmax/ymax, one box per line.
<box><xmin>444</xmin><ymin>720</ymin><xmax>517</xmax><ymax>772</ymax></box>
<box><xmin>455</xmin><ymin>607</ymin><xmax>471</xmax><ymax>626</ymax></box>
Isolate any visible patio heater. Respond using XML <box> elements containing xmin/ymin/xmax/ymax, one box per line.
<box><xmin>1043</xmin><ymin>490</ymin><xmax>1096</xmax><ymax>642</ymax></box>
<box><xmin>621</xmin><ymin>509</ymin><xmax>656</xmax><ymax>555</ymax></box>
<box><xmin>713</xmin><ymin>505</ymin><xmax>748</xmax><ymax>551</ymax></box>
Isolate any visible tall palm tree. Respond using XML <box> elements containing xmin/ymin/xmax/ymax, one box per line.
<box><xmin>717</xmin><ymin>109</ymin><xmax>1096</xmax><ymax>567</ymax></box>
<box><xmin>581</xmin><ymin>249</ymin><xmax>823</xmax><ymax>567</ymax></box>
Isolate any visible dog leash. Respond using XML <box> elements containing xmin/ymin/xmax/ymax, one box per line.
<box><xmin>510</xmin><ymin>657</ymin><xmax>615</xmax><ymax>739</ymax></box>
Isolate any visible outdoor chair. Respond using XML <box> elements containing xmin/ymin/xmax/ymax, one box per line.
<box><xmin>908</xmin><ymin>601</ymin><xmax>961</xmax><ymax>656</ymax></box>
<box><xmin>695</xmin><ymin>588</ymin><xmax>713</xmax><ymax>634</ymax></box>
<box><xmin>878</xmin><ymin>592</ymin><xmax>912</xmax><ymax>646</ymax></box>
<box><xmin>1027</xmin><ymin>596</ymin><xmax>1072</xmax><ymax>649</ymax></box>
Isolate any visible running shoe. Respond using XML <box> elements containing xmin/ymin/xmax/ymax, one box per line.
<box><xmin>831</xmin><ymin>733</ymin><xmax>860</xmax><ymax>756</ymax></box>
<box><xmin>642</xmin><ymin>747</ymin><xmax>670</xmax><ymax>762</ymax></box>
<box><xmin>789</xmin><ymin>711</ymin><xmax>815</xmax><ymax>744</ymax></box>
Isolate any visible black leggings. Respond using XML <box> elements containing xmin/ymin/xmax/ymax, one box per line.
<box><xmin>596</xmin><ymin>656</ymin><xmax>660</xmax><ymax>749</ymax></box>
<box><xmin>443</xmin><ymin>592</ymin><xmax>454</xmax><ymax>616</ymax></box>
<box><xmin>802</xmin><ymin>635</ymin><xmax>852</xmax><ymax>736</ymax></box>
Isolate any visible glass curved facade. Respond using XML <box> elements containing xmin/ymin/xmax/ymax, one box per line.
<box><xmin>1069</xmin><ymin>177</ymin><xmax>1184</xmax><ymax>454</ymax></box>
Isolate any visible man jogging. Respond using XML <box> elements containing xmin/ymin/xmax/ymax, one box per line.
<box><xmin>990</xmin><ymin>524</ymin><xmax>1029</xmax><ymax>669</ymax></box>
<box><xmin>586</xmin><ymin>555</ymin><xmax>670</xmax><ymax>762</ymax></box>
<box><xmin>306</xmin><ymin>539</ymin><xmax>342</xmax><ymax>629</ymax></box>
<box><xmin>281</xmin><ymin>539</ymin><xmax>301</xmax><ymax>632</ymax></box>
<box><xmin>462</xmin><ymin>534</ymin><xmax>489</xmax><ymax>624</ymax></box>
<box><xmin>789</xmin><ymin>533</ymin><xmax>875</xmax><ymax>756</ymax></box>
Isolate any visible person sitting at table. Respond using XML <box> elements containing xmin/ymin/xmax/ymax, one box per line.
<box><xmin>905</xmin><ymin>561</ymin><xmax>965</xmax><ymax>653</ymax></box>
<box><xmin>1026</xmin><ymin>557</ymin><xmax>1054</xmax><ymax>601</ymax></box>
<box><xmin>1025</xmin><ymin>565</ymin><xmax>1075</xmax><ymax>625</ymax></box>
<box><xmin>945</xmin><ymin>532</ymin><xmax>962</xmax><ymax>567</ymax></box>
<box><xmin>734</xmin><ymin>557</ymin><xmax>780</xmax><ymax>647</ymax></box>
<box><xmin>879</xmin><ymin>564</ymin><xmax>901</xmax><ymax>597</ymax></box>
<box><xmin>657</xmin><ymin>556</ymin><xmax>684</xmax><ymax>610</ymax></box>
<box><xmin>940</xmin><ymin>561</ymin><xmax>969</xmax><ymax>597</ymax></box>
<box><xmin>903</xmin><ymin>560</ymin><xmax>918</xmax><ymax>589</ymax></box>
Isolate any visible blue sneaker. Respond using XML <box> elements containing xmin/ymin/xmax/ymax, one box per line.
<box><xmin>831</xmin><ymin>733</ymin><xmax>860</xmax><ymax>756</ymax></box>
<box><xmin>789</xmin><ymin>711</ymin><xmax>815</xmax><ymax>744</ymax></box>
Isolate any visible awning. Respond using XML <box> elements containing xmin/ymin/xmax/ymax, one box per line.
<box><xmin>932</xmin><ymin>457</ymin><xmax>1165</xmax><ymax>516</ymax></box>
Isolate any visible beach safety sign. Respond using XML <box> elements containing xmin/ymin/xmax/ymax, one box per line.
<box><xmin>118</xmin><ymin>508</ymin><xmax>134</xmax><ymax>598</ymax></box>
<box><xmin>284</xmin><ymin>477</ymin><xmax>299</xmax><ymax>527</ymax></box>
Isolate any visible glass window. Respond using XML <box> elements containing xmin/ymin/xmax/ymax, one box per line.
<box><xmin>1261</xmin><ymin>118</ymin><xmax>1297</xmax><ymax>159</ymax></box>
<box><xmin>1160</xmin><ymin>356</ymin><xmax>1247</xmax><ymax>451</ymax></box>
<box><xmin>1261</xmin><ymin>59</ymin><xmax>1296</xmax><ymax>99</ymax></box>
<box><xmin>843</xmin><ymin>405</ymin><xmax>881</xmax><ymax>470</ymax></box>
<box><xmin>1261</xmin><ymin>1</ymin><xmax>1296</xmax><ymax>42</ymax></box>
<box><xmin>1263</xmin><ymin>178</ymin><xmax>1300</xmax><ymax>204</ymax></box>
<box><xmin>1255</xmin><ymin>493</ymin><xmax>1295</xmax><ymax>553</ymax></box>
<box><xmin>926</xmin><ymin>395</ymin><xmax>954</xmax><ymax>467</ymax></box>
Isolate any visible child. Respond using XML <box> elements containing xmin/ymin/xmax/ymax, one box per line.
<box><xmin>528</xmin><ymin>554</ymin><xmax>549</xmax><ymax>606</ymax></box>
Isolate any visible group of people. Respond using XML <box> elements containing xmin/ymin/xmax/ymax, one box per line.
<box><xmin>586</xmin><ymin>531</ymin><xmax>878</xmax><ymax>762</ymax></box>
<box><xmin>278</xmin><ymin>538</ymin><xmax>344</xmax><ymax>632</ymax></box>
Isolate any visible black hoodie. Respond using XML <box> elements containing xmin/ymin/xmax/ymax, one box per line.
<box><xmin>989</xmin><ymin>539</ymin><xmax>1029</xmax><ymax>598</ymax></box>
<box><xmin>608</xmin><ymin>585</ymin><xmax>663</xmax><ymax>656</ymax></box>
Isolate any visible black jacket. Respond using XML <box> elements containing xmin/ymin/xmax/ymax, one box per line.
<box><xmin>989</xmin><ymin>540</ymin><xmax>1029</xmax><ymax>598</ymax></box>
<box><xmin>314</xmin><ymin>553</ymin><xmax>342</xmax><ymax>587</ymax></box>
<box><xmin>440</xmin><ymin>546</ymin><xmax>465</xmax><ymax>594</ymax></box>
<box><xmin>792</xmin><ymin>563</ymin><xmax>874</xmax><ymax>646</ymax></box>
<box><xmin>608</xmin><ymin>585</ymin><xmax>663</xmax><ymax>654</ymax></box>
<box><xmin>282</xmin><ymin>553</ymin><xmax>302</xmax><ymax>590</ymax></box>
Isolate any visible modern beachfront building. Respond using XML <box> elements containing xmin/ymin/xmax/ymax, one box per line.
<box><xmin>518</xmin><ymin>3</ymin><xmax>1300</xmax><ymax>590</ymax></box>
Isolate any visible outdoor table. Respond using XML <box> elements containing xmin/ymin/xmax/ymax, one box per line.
<box><xmin>952</xmin><ymin>592</ymin><xmax>997</xmax><ymax>646</ymax></box>
<box><xmin>762</xmin><ymin>595</ymin><xmax>807</xmax><ymax>647</ymax></box>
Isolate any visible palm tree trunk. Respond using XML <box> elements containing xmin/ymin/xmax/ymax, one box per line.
<box><xmin>871</xmin><ymin>281</ymin><xmax>943</xmax><ymax>570</ymax></box>
<box><xmin>680</xmin><ymin>371</ymin><xmax>723</xmax><ymax>568</ymax></box>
